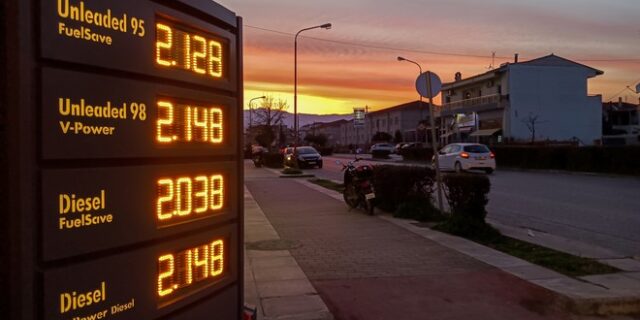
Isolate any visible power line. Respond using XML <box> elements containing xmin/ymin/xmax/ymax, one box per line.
<box><xmin>244</xmin><ymin>24</ymin><xmax>640</xmax><ymax>63</ymax></box>
<box><xmin>605</xmin><ymin>77</ymin><xmax>640</xmax><ymax>102</ymax></box>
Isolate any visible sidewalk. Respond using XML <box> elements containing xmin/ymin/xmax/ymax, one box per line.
<box><xmin>244</xmin><ymin>162</ymin><xmax>600</xmax><ymax>319</ymax></box>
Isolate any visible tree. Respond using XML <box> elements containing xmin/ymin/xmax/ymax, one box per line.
<box><xmin>394</xmin><ymin>130</ymin><xmax>403</xmax><ymax>143</ymax></box>
<box><xmin>254</xmin><ymin>95</ymin><xmax>289</xmax><ymax>128</ymax></box>
<box><xmin>304</xmin><ymin>133</ymin><xmax>328</xmax><ymax>147</ymax></box>
<box><xmin>253</xmin><ymin>95</ymin><xmax>289</xmax><ymax>149</ymax></box>
<box><xmin>372</xmin><ymin>131</ymin><xmax>393</xmax><ymax>142</ymax></box>
<box><xmin>522</xmin><ymin>113</ymin><xmax>545</xmax><ymax>144</ymax></box>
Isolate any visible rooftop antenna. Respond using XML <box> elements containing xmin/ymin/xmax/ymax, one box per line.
<box><xmin>487</xmin><ymin>51</ymin><xmax>496</xmax><ymax>70</ymax></box>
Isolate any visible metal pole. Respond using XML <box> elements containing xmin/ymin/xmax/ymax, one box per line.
<box><xmin>426</xmin><ymin>71</ymin><xmax>445</xmax><ymax>214</ymax></box>
<box><xmin>294</xmin><ymin>35</ymin><xmax>298</xmax><ymax>152</ymax></box>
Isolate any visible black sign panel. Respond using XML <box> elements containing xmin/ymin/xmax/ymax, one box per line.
<box><xmin>41</xmin><ymin>162</ymin><xmax>238</xmax><ymax>261</ymax></box>
<box><xmin>41</xmin><ymin>68</ymin><xmax>238</xmax><ymax>159</ymax></box>
<box><xmin>42</xmin><ymin>225</ymin><xmax>238</xmax><ymax>320</ymax></box>
<box><xmin>40</xmin><ymin>0</ymin><xmax>238</xmax><ymax>91</ymax></box>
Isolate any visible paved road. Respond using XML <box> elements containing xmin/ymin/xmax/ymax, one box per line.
<box><xmin>311</xmin><ymin>156</ymin><xmax>640</xmax><ymax>258</ymax></box>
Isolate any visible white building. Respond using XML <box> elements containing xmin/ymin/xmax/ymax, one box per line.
<box><xmin>440</xmin><ymin>54</ymin><xmax>603</xmax><ymax>145</ymax></box>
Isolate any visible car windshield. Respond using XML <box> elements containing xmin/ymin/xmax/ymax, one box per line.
<box><xmin>297</xmin><ymin>147</ymin><xmax>318</xmax><ymax>154</ymax></box>
<box><xmin>463</xmin><ymin>145</ymin><xmax>490</xmax><ymax>153</ymax></box>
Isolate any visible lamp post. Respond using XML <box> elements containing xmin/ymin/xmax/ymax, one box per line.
<box><xmin>248</xmin><ymin>95</ymin><xmax>266</xmax><ymax>129</ymax></box>
<box><xmin>397</xmin><ymin>56</ymin><xmax>424</xmax><ymax>125</ymax></box>
<box><xmin>294</xmin><ymin>23</ymin><xmax>332</xmax><ymax>153</ymax></box>
<box><xmin>397</xmin><ymin>56</ymin><xmax>445</xmax><ymax>215</ymax></box>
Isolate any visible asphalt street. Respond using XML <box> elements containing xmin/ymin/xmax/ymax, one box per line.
<box><xmin>311</xmin><ymin>155</ymin><xmax>640</xmax><ymax>258</ymax></box>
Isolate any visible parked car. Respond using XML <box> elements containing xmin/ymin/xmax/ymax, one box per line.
<box><xmin>393</xmin><ymin>143</ymin><xmax>406</xmax><ymax>153</ymax></box>
<box><xmin>401</xmin><ymin>142</ymin><xmax>424</xmax><ymax>149</ymax></box>
<box><xmin>283</xmin><ymin>146</ymin><xmax>323</xmax><ymax>168</ymax></box>
<box><xmin>434</xmin><ymin>143</ymin><xmax>496</xmax><ymax>174</ymax></box>
<box><xmin>369</xmin><ymin>143</ymin><xmax>395</xmax><ymax>154</ymax></box>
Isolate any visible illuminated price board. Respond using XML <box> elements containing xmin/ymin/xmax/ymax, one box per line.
<box><xmin>41</xmin><ymin>68</ymin><xmax>238</xmax><ymax>159</ymax></box>
<box><xmin>2</xmin><ymin>0</ymin><xmax>244</xmax><ymax>319</ymax></box>
<box><xmin>42</xmin><ymin>227</ymin><xmax>239</xmax><ymax>319</ymax></box>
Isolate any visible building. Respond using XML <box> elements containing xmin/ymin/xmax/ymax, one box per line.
<box><xmin>306</xmin><ymin>119</ymin><xmax>349</xmax><ymax>147</ymax></box>
<box><xmin>440</xmin><ymin>54</ymin><xmax>604</xmax><ymax>146</ymax></box>
<box><xmin>602</xmin><ymin>99</ymin><xmax>640</xmax><ymax>145</ymax></box>
<box><xmin>342</xmin><ymin>101</ymin><xmax>434</xmax><ymax>148</ymax></box>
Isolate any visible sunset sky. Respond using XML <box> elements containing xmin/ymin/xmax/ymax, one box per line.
<box><xmin>217</xmin><ymin>0</ymin><xmax>640</xmax><ymax>115</ymax></box>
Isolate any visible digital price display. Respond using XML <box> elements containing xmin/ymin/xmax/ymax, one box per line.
<box><xmin>156</xmin><ymin>100</ymin><xmax>224</xmax><ymax>145</ymax></box>
<box><xmin>157</xmin><ymin>239</ymin><xmax>226</xmax><ymax>304</ymax></box>
<box><xmin>0</xmin><ymin>1</ymin><xmax>246</xmax><ymax>319</ymax></box>
<box><xmin>156</xmin><ymin>21</ymin><xmax>225</xmax><ymax>79</ymax></box>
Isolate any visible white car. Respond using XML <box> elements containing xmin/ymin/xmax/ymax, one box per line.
<box><xmin>369</xmin><ymin>143</ymin><xmax>395</xmax><ymax>154</ymax></box>
<box><xmin>434</xmin><ymin>143</ymin><xmax>496</xmax><ymax>174</ymax></box>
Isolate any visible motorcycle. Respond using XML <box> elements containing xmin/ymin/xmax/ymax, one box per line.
<box><xmin>337</xmin><ymin>158</ymin><xmax>375</xmax><ymax>215</ymax></box>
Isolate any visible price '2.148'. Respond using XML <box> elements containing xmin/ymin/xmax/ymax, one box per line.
<box><xmin>156</xmin><ymin>101</ymin><xmax>223</xmax><ymax>144</ymax></box>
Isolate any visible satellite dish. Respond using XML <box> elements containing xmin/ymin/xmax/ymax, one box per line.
<box><xmin>635</xmin><ymin>83</ymin><xmax>640</xmax><ymax>93</ymax></box>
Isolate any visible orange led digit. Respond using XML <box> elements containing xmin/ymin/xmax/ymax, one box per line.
<box><xmin>156</xmin><ymin>23</ymin><xmax>173</xmax><ymax>67</ymax></box>
<box><xmin>175</xmin><ymin>177</ymin><xmax>193</xmax><ymax>216</ymax></box>
<box><xmin>156</xmin><ymin>239</ymin><xmax>227</xmax><ymax>299</ymax></box>
<box><xmin>155</xmin><ymin>20</ymin><xmax>226</xmax><ymax>79</ymax></box>
<box><xmin>157</xmin><ymin>179</ymin><xmax>174</xmax><ymax>221</ymax></box>
<box><xmin>157</xmin><ymin>254</ymin><xmax>175</xmax><ymax>297</ymax></box>
<box><xmin>210</xmin><ymin>239</ymin><xmax>224</xmax><ymax>276</ymax></box>
<box><xmin>210</xmin><ymin>175</ymin><xmax>224</xmax><ymax>210</ymax></box>
<box><xmin>156</xmin><ymin>101</ymin><xmax>174</xmax><ymax>143</ymax></box>
<box><xmin>210</xmin><ymin>108</ymin><xmax>223</xmax><ymax>143</ymax></box>
<box><xmin>193</xmin><ymin>176</ymin><xmax>208</xmax><ymax>214</ymax></box>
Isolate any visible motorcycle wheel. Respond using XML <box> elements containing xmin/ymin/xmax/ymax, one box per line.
<box><xmin>343</xmin><ymin>183</ymin><xmax>359</xmax><ymax>208</ymax></box>
<box><xmin>363</xmin><ymin>197</ymin><xmax>374</xmax><ymax>215</ymax></box>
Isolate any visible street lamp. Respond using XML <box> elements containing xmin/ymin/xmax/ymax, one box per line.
<box><xmin>248</xmin><ymin>95</ymin><xmax>266</xmax><ymax>129</ymax></box>
<box><xmin>294</xmin><ymin>23</ymin><xmax>332</xmax><ymax>151</ymax></box>
<box><xmin>397</xmin><ymin>56</ymin><xmax>424</xmax><ymax>125</ymax></box>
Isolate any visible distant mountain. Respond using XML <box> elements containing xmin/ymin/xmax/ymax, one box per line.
<box><xmin>243</xmin><ymin>110</ymin><xmax>351</xmax><ymax>128</ymax></box>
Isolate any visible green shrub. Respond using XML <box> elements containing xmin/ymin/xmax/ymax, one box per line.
<box><xmin>435</xmin><ymin>173</ymin><xmax>494</xmax><ymax>239</ymax></box>
<box><xmin>262</xmin><ymin>152</ymin><xmax>284</xmax><ymax>168</ymax></box>
<box><xmin>491</xmin><ymin>146</ymin><xmax>640</xmax><ymax>175</ymax></box>
<box><xmin>394</xmin><ymin>198</ymin><xmax>444</xmax><ymax>222</ymax></box>
<box><xmin>281</xmin><ymin>167</ymin><xmax>302</xmax><ymax>175</ymax></box>
<box><xmin>398</xmin><ymin>147</ymin><xmax>433</xmax><ymax>162</ymax></box>
<box><xmin>371</xmin><ymin>149</ymin><xmax>390</xmax><ymax>159</ymax></box>
<box><xmin>316</xmin><ymin>147</ymin><xmax>334</xmax><ymax>156</ymax></box>
<box><xmin>373</xmin><ymin>165</ymin><xmax>435</xmax><ymax>212</ymax></box>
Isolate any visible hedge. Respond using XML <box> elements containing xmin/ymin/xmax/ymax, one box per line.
<box><xmin>262</xmin><ymin>152</ymin><xmax>284</xmax><ymax>168</ymax></box>
<box><xmin>398</xmin><ymin>147</ymin><xmax>433</xmax><ymax>162</ymax></box>
<box><xmin>373</xmin><ymin>165</ymin><xmax>435</xmax><ymax>212</ymax></box>
<box><xmin>492</xmin><ymin>146</ymin><xmax>640</xmax><ymax>175</ymax></box>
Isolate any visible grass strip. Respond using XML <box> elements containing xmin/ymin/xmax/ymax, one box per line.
<box><xmin>434</xmin><ymin>222</ymin><xmax>620</xmax><ymax>277</ymax></box>
<box><xmin>308</xmin><ymin>179</ymin><xmax>344</xmax><ymax>193</ymax></box>
<box><xmin>484</xmin><ymin>235</ymin><xmax>620</xmax><ymax>277</ymax></box>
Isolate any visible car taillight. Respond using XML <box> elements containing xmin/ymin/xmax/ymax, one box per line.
<box><xmin>490</xmin><ymin>152</ymin><xmax>495</xmax><ymax>159</ymax></box>
<box><xmin>460</xmin><ymin>152</ymin><xmax>470</xmax><ymax>159</ymax></box>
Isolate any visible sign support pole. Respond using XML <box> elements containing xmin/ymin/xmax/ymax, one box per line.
<box><xmin>426</xmin><ymin>72</ymin><xmax>445</xmax><ymax>214</ymax></box>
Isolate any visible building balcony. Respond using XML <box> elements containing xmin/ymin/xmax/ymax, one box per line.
<box><xmin>441</xmin><ymin>94</ymin><xmax>505</xmax><ymax>116</ymax></box>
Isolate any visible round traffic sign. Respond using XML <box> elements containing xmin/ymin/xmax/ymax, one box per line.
<box><xmin>415</xmin><ymin>71</ymin><xmax>442</xmax><ymax>98</ymax></box>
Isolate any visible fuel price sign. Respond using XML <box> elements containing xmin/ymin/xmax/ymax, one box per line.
<box><xmin>2</xmin><ymin>1</ymin><xmax>244</xmax><ymax>320</ymax></box>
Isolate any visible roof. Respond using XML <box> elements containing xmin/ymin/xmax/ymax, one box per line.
<box><xmin>367</xmin><ymin>100</ymin><xmax>436</xmax><ymax>117</ymax></box>
<box><xmin>442</xmin><ymin>54</ymin><xmax>604</xmax><ymax>89</ymax></box>
<box><xmin>603</xmin><ymin>101</ymin><xmax>639</xmax><ymax>112</ymax></box>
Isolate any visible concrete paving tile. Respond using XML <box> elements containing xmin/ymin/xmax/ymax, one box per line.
<box><xmin>257</xmin><ymin>279</ymin><xmax>317</xmax><ymax>298</ymax></box>
<box><xmin>253</xmin><ymin>266</ymin><xmax>308</xmax><ymax>282</ymax></box>
<box><xmin>262</xmin><ymin>295</ymin><xmax>329</xmax><ymax>318</ymax></box>
<box><xmin>245</xmin><ymin>230</ymin><xmax>280</xmax><ymax>243</ymax></box>
<box><xmin>472</xmin><ymin>253</ymin><xmax>531</xmax><ymax>268</ymax></box>
<box><xmin>580</xmin><ymin>273</ymin><xmax>640</xmax><ymax>294</ymax></box>
<box><xmin>624</xmin><ymin>272</ymin><xmax>640</xmax><ymax>281</ymax></box>
<box><xmin>599</xmin><ymin>258</ymin><xmax>640</xmax><ymax>272</ymax></box>
<box><xmin>263</xmin><ymin>310</ymin><xmax>333</xmax><ymax>320</ymax></box>
<box><xmin>502</xmin><ymin>264</ymin><xmax>565</xmax><ymax>280</ymax></box>
<box><xmin>245</xmin><ymin>265</ymin><xmax>255</xmax><ymax>282</ymax></box>
<box><xmin>531</xmin><ymin>277</ymin><xmax>614</xmax><ymax>299</ymax></box>
<box><xmin>251</xmin><ymin>256</ymin><xmax>300</xmax><ymax>269</ymax></box>
<box><xmin>246</xmin><ymin>250</ymin><xmax>292</xmax><ymax>258</ymax></box>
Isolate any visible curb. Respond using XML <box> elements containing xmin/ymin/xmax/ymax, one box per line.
<box><xmin>292</xmin><ymin>178</ymin><xmax>640</xmax><ymax>316</ymax></box>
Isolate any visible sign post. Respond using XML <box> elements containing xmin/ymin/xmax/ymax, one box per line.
<box><xmin>2</xmin><ymin>1</ymin><xmax>244</xmax><ymax>319</ymax></box>
<box><xmin>416</xmin><ymin>71</ymin><xmax>445</xmax><ymax>215</ymax></box>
